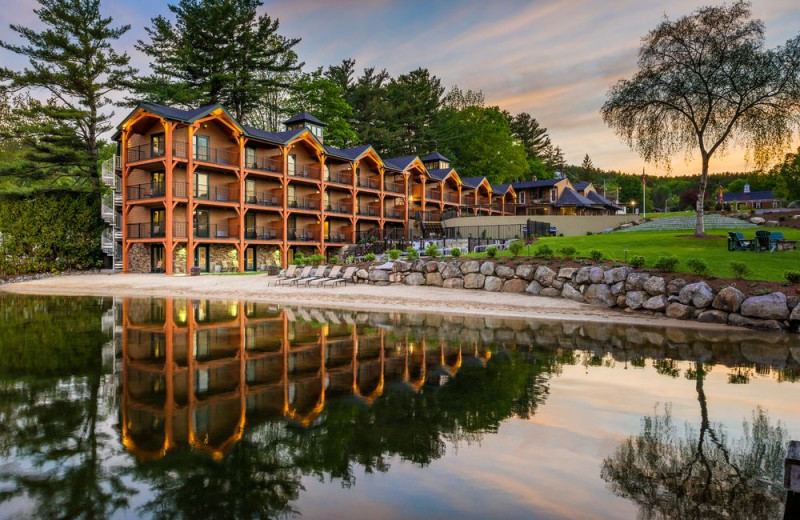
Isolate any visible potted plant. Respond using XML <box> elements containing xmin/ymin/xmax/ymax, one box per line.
<box><xmin>190</xmin><ymin>265</ymin><xmax>201</xmax><ymax>276</ymax></box>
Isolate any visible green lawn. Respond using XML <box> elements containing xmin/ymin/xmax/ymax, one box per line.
<box><xmin>470</xmin><ymin>228</ymin><xmax>800</xmax><ymax>282</ymax></box>
<box><xmin>644</xmin><ymin>210</ymin><xmax>697</xmax><ymax>219</ymax></box>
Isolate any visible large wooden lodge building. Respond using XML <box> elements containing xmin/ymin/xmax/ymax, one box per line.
<box><xmin>105</xmin><ymin>103</ymin><xmax>619</xmax><ymax>274</ymax></box>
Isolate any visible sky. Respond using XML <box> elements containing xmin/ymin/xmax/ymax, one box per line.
<box><xmin>1</xmin><ymin>0</ymin><xmax>799</xmax><ymax>176</ymax></box>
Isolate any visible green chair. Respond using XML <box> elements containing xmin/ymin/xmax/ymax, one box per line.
<box><xmin>755</xmin><ymin>230</ymin><xmax>773</xmax><ymax>252</ymax></box>
<box><xmin>727</xmin><ymin>232</ymin><xmax>753</xmax><ymax>251</ymax></box>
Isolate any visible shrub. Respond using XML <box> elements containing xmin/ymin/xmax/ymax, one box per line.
<box><xmin>686</xmin><ymin>257</ymin><xmax>710</xmax><ymax>276</ymax></box>
<box><xmin>388</xmin><ymin>249</ymin><xmax>402</xmax><ymax>260</ymax></box>
<box><xmin>330</xmin><ymin>255</ymin><xmax>340</xmax><ymax>265</ymax></box>
<box><xmin>486</xmin><ymin>246</ymin><xmax>499</xmax><ymax>258</ymax></box>
<box><xmin>785</xmin><ymin>270</ymin><xmax>800</xmax><ymax>284</ymax></box>
<box><xmin>450</xmin><ymin>247</ymin><xmax>462</xmax><ymax>257</ymax></box>
<box><xmin>424</xmin><ymin>243</ymin><xmax>440</xmax><ymax>257</ymax></box>
<box><xmin>558</xmin><ymin>245</ymin><xmax>578</xmax><ymax>259</ymax></box>
<box><xmin>534</xmin><ymin>244</ymin><xmax>553</xmax><ymax>258</ymax></box>
<box><xmin>629</xmin><ymin>255</ymin><xmax>646</xmax><ymax>268</ymax></box>
<box><xmin>190</xmin><ymin>265</ymin><xmax>202</xmax><ymax>276</ymax></box>
<box><xmin>364</xmin><ymin>252</ymin><xmax>376</xmax><ymax>262</ymax></box>
<box><xmin>307</xmin><ymin>253</ymin><xmax>325</xmax><ymax>265</ymax></box>
<box><xmin>589</xmin><ymin>249</ymin><xmax>604</xmax><ymax>262</ymax></box>
<box><xmin>654</xmin><ymin>256</ymin><xmax>679</xmax><ymax>272</ymax></box>
<box><xmin>405</xmin><ymin>246</ymin><xmax>420</xmax><ymax>260</ymax></box>
<box><xmin>292</xmin><ymin>252</ymin><xmax>307</xmax><ymax>266</ymax></box>
<box><xmin>508</xmin><ymin>240</ymin><xmax>524</xmax><ymax>256</ymax></box>
<box><xmin>345</xmin><ymin>255</ymin><xmax>355</xmax><ymax>264</ymax></box>
<box><xmin>730</xmin><ymin>261</ymin><xmax>751</xmax><ymax>279</ymax></box>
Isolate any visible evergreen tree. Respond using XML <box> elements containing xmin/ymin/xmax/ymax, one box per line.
<box><xmin>0</xmin><ymin>0</ymin><xmax>136</xmax><ymax>196</ymax></box>
<box><xmin>581</xmin><ymin>153</ymin><xmax>595</xmax><ymax>174</ymax></box>
<box><xmin>509</xmin><ymin>112</ymin><xmax>551</xmax><ymax>159</ymax></box>
<box><xmin>348</xmin><ymin>67</ymin><xmax>396</xmax><ymax>154</ymax></box>
<box><xmin>133</xmin><ymin>0</ymin><xmax>301</xmax><ymax>121</ymax></box>
<box><xmin>442</xmin><ymin>85</ymin><xmax>485</xmax><ymax>110</ymax></box>
<box><xmin>325</xmin><ymin>58</ymin><xmax>356</xmax><ymax>100</ymax></box>
<box><xmin>284</xmin><ymin>69</ymin><xmax>358</xmax><ymax>148</ymax></box>
<box><xmin>386</xmin><ymin>68</ymin><xmax>444</xmax><ymax>156</ymax></box>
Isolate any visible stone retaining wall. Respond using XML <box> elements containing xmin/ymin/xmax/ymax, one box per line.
<box><xmin>348</xmin><ymin>259</ymin><xmax>800</xmax><ymax>334</ymax></box>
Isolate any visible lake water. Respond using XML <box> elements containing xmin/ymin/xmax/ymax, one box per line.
<box><xmin>0</xmin><ymin>293</ymin><xmax>798</xmax><ymax>519</ymax></box>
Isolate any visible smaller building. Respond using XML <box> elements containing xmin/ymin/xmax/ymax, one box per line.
<box><xmin>722</xmin><ymin>184</ymin><xmax>779</xmax><ymax>209</ymax></box>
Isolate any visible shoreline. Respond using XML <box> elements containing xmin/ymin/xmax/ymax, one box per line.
<box><xmin>0</xmin><ymin>272</ymin><xmax>759</xmax><ymax>333</ymax></box>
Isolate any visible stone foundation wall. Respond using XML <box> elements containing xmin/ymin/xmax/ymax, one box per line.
<box><xmin>352</xmin><ymin>259</ymin><xmax>800</xmax><ymax>334</ymax></box>
<box><xmin>209</xmin><ymin>245</ymin><xmax>238</xmax><ymax>271</ymax></box>
<box><xmin>129</xmin><ymin>243</ymin><xmax>150</xmax><ymax>273</ymax></box>
<box><xmin>257</xmin><ymin>247</ymin><xmax>280</xmax><ymax>269</ymax></box>
<box><xmin>173</xmin><ymin>246</ymin><xmax>188</xmax><ymax>274</ymax></box>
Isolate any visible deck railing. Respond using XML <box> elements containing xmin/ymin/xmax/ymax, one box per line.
<box><xmin>194</xmin><ymin>184</ymin><xmax>239</xmax><ymax>203</ymax></box>
<box><xmin>326</xmin><ymin>202</ymin><xmax>351</xmax><ymax>215</ymax></box>
<box><xmin>245</xmin><ymin>156</ymin><xmax>282</xmax><ymax>174</ymax></box>
<box><xmin>287</xmin><ymin>228</ymin><xmax>318</xmax><ymax>241</ymax></box>
<box><xmin>245</xmin><ymin>191</ymin><xmax>281</xmax><ymax>207</ymax></box>
<box><xmin>357</xmin><ymin>176</ymin><xmax>381</xmax><ymax>190</ymax></box>
<box><xmin>194</xmin><ymin>223</ymin><xmax>238</xmax><ymax>239</ymax></box>
<box><xmin>244</xmin><ymin>226</ymin><xmax>279</xmax><ymax>240</ymax></box>
<box><xmin>287</xmin><ymin>196</ymin><xmax>320</xmax><ymax>211</ymax></box>
<box><xmin>327</xmin><ymin>170</ymin><xmax>352</xmax><ymax>186</ymax></box>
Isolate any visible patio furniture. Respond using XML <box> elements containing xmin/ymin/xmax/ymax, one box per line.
<box><xmin>324</xmin><ymin>266</ymin><xmax>357</xmax><ymax>286</ymax></box>
<box><xmin>307</xmin><ymin>265</ymin><xmax>342</xmax><ymax>286</ymax></box>
<box><xmin>278</xmin><ymin>265</ymin><xmax>312</xmax><ymax>286</ymax></box>
<box><xmin>214</xmin><ymin>264</ymin><xmax>223</xmax><ymax>273</ymax></box>
<box><xmin>727</xmin><ymin>232</ymin><xmax>754</xmax><ymax>251</ymax></box>
<box><xmin>755</xmin><ymin>230</ymin><xmax>773</xmax><ymax>252</ymax></box>
<box><xmin>770</xmin><ymin>232</ymin><xmax>798</xmax><ymax>251</ymax></box>
<box><xmin>295</xmin><ymin>265</ymin><xmax>328</xmax><ymax>286</ymax></box>
<box><xmin>267</xmin><ymin>265</ymin><xmax>297</xmax><ymax>286</ymax></box>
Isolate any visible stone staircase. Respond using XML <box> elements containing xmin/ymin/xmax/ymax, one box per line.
<box><xmin>621</xmin><ymin>214</ymin><xmax>756</xmax><ymax>232</ymax></box>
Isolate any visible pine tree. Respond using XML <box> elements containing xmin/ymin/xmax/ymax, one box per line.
<box><xmin>581</xmin><ymin>153</ymin><xmax>594</xmax><ymax>173</ymax></box>
<box><xmin>386</xmin><ymin>68</ymin><xmax>444</xmax><ymax>156</ymax></box>
<box><xmin>0</xmin><ymin>0</ymin><xmax>136</xmax><ymax>196</ymax></box>
<box><xmin>285</xmin><ymin>69</ymin><xmax>358</xmax><ymax>148</ymax></box>
<box><xmin>509</xmin><ymin>112</ymin><xmax>551</xmax><ymax>160</ymax></box>
<box><xmin>133</xmin><ymin>0</ymin><xmax>301</xmax><ymax>121</ymax></box>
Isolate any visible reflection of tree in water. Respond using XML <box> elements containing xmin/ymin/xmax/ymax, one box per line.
<box><xmin>602</xmin><ymin>363</ymin><xmax>788</xmax><ymax>520</ymax></box>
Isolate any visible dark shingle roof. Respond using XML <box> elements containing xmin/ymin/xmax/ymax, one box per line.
<box><xmin>323</xmin><ymin>144</ymin><xmax>375</xmax><ymax>161</ymax></box>
<box><xmin>428</xmin><ymin>168</ymin><xmax>454</xmax><ymax>181</ymax></box>
<box><xmin>573</xmin><ymin>182</ymin><xmax>591</xmax><ymax>191</ymax></box>
<box><xmin>492</xmin><ymin>183</ymin><xmax>513</xmax><ymax>195</ymax></box>
<box><xmin>586</xmin><ymin>190</ymin><xmax>621</xmax><ymax>209</ymax></box>
<box><xmin>242</xmin><ymin>125</ymin><xmax>304</xmax><ymax>144</ymax></box>
<box><xmin>283</xmin><ymin>111</ymin><xmax>327</xmax><ymax>127</ymax></box>
<box><xmin>384</xmin><ymin>155</ymin><xmax>418</xmax><ymax>171</ymax></box>
<box><xmin>422</xmin><ymin>151</ymin><xmax>450</xmax><ymax>163</ymax></box>
<box><xmin>722</xmin><ymin>190</ymin><xmax>776</xmax><ymax>202</ymax></box>
<box><xmin>139</xmin><ymin>102</ymin><xmax>221</xmax><ymax>122</ymax></box>
<box><xmin>512</xmin><ymin>178</ymin><xmax>563</xmax><ymax>189</ymax></box>
<box><xmin>460</xmin><ymin>176</ymin><xmax>487</xmax><ymax>189</ymax></box>
<box><xmin>555</xmin><ymin>188</ymin><xmax>599</xmax><ymax>208</ymax></box>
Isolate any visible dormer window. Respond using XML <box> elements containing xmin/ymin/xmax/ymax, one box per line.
<box><xmin>282</xmin><ymin>112</ymin><xmax>327</xmax><ymax>143</ymax></box>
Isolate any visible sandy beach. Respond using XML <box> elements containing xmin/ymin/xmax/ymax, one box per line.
<box><xmin>0</xmin><ymin>272</ymin><xmax>755</xmax><ymax>332</ymax></box>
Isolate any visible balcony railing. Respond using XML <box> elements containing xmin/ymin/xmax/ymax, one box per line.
<box><xmin>244</xmin><ymin>226</ymin><xmax>279</xmax><ymax>240</ymax></box>
<box><xmin>444</xmin><ymin>193</ymin><xmax>460</xmax><ymax>203</ymax></box>
<box><xmin>355</xmin><ymin>229</ymin><xmax>380</xmax><ymax>242</ymax></box>
<box><xmin>290</xmin><ymin>164</ymin><xmax>321</xmax><ymax>181</ymax></box>
<box><xmin>327</xmin><ymin>171</ymin><xmax>352</xmax><ymax>186</ymax></box>
<box><xmin>126</xmin><ymin>140</ymin><xmax>188</xmax><ymax>162</ymax></box>
<box><xmin>357</xmin><ymin>176</ymin><xmax>380</xmax><ymax>190</ymax></box>
<box><xmin>326</xmin><ymin>202</ymin><xmax>351</xmax><ymax>215</ymax></box>
<box><xmin>245</xmin><ymin>191</ymin><xmax>281</xmax><ymax>207</ymax></box>
<box><xmin>425</xmin><ymin>190</ymin><xmax>441</xmax><ymax>200</ymax></box>
<box><xmin>384</xmin><ymin>208</ymin><xmax>404</xmax><ymax>219</ymax></box>
<box><xmin>194</xmin><ymin>224</ymin><xmax>238</xmax><ymax>240</ymax></box>
<box><xmin>357</xmin><ymin>205</ymin><xmax>379</xmax><ymax>217</ymax></box>
<box><xmin>415</xmin><ymin>210</ymin><xmax>440</xmax><ymax>221</ymax></box>
<box><xmin>194</xmin><ymin>184</ymin><xmax>239</xmax><ymax>203</ymax></box>
<box><xmin>287</xmin><ymin>228</ymin><xmax>318</xmax><ymax>241</ymax></box>
<box><xmin>287</xmin><ymin>196</ymin><xmax>320</xmax><ymax>211</ymax></box>
<box><xmin>173</xmin><ymin>221</ymin><xmax>188</xmax><ymax>238</ymax></box>
<box><xmin>326</xmin><ymin>232</ymin><xmax>348</xmax><ymax>243</ymax></box>
<box><xmin>193</xmin><ymin>145</ymin><xmax>237</xmax><ymax>167</ymax></box>
<box><xmin>245</xmin><ymin>156</ymin><xmax>282</xmax><ymax>174</ymax></box>
<box><xmin>127</xmin><ymin>222</ymin><xmax>186</xmax><ymax>239</ymax></box>
<box><xmin>126</xmin><ymin>182</ymin><xmax>187</xmax><ymax>200</ymax></box>
<box><xmin>384</xmin><ymin>180</ymin><xmax>404</xmax><ymax>193</ymax></box>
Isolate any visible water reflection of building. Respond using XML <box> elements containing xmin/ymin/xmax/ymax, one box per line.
<box><xmin>120</xmin><ymin>298</ymin><xmax>490</xmax><ymax>461</ymax></box>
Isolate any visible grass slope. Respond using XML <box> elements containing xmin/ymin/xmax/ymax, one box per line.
<box><xmin>471</xmin><ymin>228</ymin><xmax>800</xmax><ymax>282</ymax></box>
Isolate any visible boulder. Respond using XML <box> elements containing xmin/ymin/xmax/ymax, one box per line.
<box><xmin>551</xmin><ymin>279</ymin><xmax>564</xmax><ymax>290</ymax></box>
<box><xmin>412</xmin><ymin>260</ymin><xmax>427</xmax><ymax>272</ymax></box>
<box><xmin>464</xmin><ymin>273</ymin><xmax>486</xmax><ymax>289</ymax></box>
<box><xmin>625</xmin><ymin>290</ymin><xmax>647</xmax><ymax>310</ymax></box>
<box><xmin>643</xmin><ymin>276</ymin><xmax>666</xmax><ymax>296</ymax></box>
<box><xmin>480</xmin><ymin>261</ymin><xmax>495</xmax><ymax>276</ymax></box>
<box><xmin>460</xmin><ymin>260</ymin><xmax>480</xmax><ymax>275</ymax></box>
<box><xmin>443</xmin><ymin>278</ymin><xmax>463</xmax><ymax>289</ymax></box>
<box><xmin>585</xmin><ymin>284</ymin><xmax>615</xmax><ymax>307</ymax></box>
<box><xmin>557</xmin><ymin>267</ymin><xmax>577</xmax><ymax>280</ymax></box>
<box><xmin>697</xmin><ymin>310</ymin><xmax>729</xmax><ymax>324</ymax></box>
<box><xmin>678</xmin><ymin>282</ymin><xmax>714</xmax><ymax>309</ymax></box>
<box><xmin>740</xmin><ymin>292</ymin><xmax>789</xmax><ymax>320</ymax></box>
<box><xmin>589</xmin><ymin>266</ymin><xmax>605</xmax><ymax>284</ymax></box>
<box><xmin>369</xmin><ymin>270</ymin><xmax>390</xmax><ymax>282</ymax></box>
<box><xmin>540</xmin><ymin>287</ymin><xmax>561</xmax><ymax>297</ymax></box>
<box><xmin>393</xmin><ymin>260</ymin><xmax>411</xmax><ymax>272</ymax></box>
<box><xmin>616</xmin><ymin>295</ymin><xmax>628</xmax><ymax>308</ymax></box>
<box><xmin>561</xmin><ymin>283</ymin><xmax>585</xmax><ymax>302</ymax></box>
<box><xmin>625</xmin><ymin>272</ymin><xmax>651</xmax><ymax>291</ymax></box>
<box><xmin>425</xmin><ymin>272</ymin><xmax>443</xmax><ymax>287</ymax></box>
<box><xmin>728</xmin><ymin>313</ymin><xmax>786</xmax><ymax>331</ymax></box>
<box><xmin>515</xmin><ymin>265</ymin><xmax>535</xmax><ymax>281</ymax></box>
<box><xmin>791</xmin><ymin>305</ymin><xmax>800</xmax><ymax>321</ymax></box>
<box><xmin>495</xmin><ymin>265</ymin><xmax>516</xmax><ymax>279</ymax></box>
<box><xmin>503</xmin><ymin>278</ymin><xmax>528</xmax><ymax>293</ymax></box>
<box><xmin>749</xmin><ymin>216</ymin><xmax>765</xmax><ymax>224</ymax></box>
<box><xmin>643</xmin><ymin>295</ymin><xmax>669</xmax><ymax>311</ymax></box>
<box><xmin>441</xmin><ymin>263</ymin><xmax>461</xmax><ymax>279</ymax></box>
<box><xmin>575</xmin><ymin>266</ymin><xmax>593</xmax><ymax>284</ymax></box>
<box><xmin>484</xmin><ymin>276</ymin><xmax>504</xmax><ymax>292</ymax></box>
<box><xmin>712</xmin><ymin>286</ymin><xmax>745</xmax><ymax>313</ymax></box>
<box><xmin>534</xmin><ymin>266</ymin><xmax>557</xmax><ymax>286</ymax></box>
<box><xmin>666</xmin><ymin>302</ymin><xmax>694</xmax><ymax>320</ymax></box>
<box><xmin>765</xmin><ymin>220</ymin><xmax>780</xmax><ymax>227</ymax></box>
<box><xmin>389</xmin><ymin>273</ymin><xmax>404</xmax><ymax>283</ymax></box>
<box><xmin>525</xmin><ymin>280</ymin><xmax>543</xmax><ymax>295</ymax></box>
<box><xmin>356</xmin><ymin>269</ymin><xmax>369</xmax><ymax>280</ymax></box>
<box><xmin>610</xmin><ymin>281</ymin><xmax>626</xmax><ymax>296</ymax></box>
<box><xmin>667</xmin><ymin>278</ymin><xmax>687</xmax><ymax>295</ymax></box>
<box><xmin>404</xmin><ymin>272</ymin><xmax>425</xmax><ymax>285</ymax></box>
<box><xmin>425</xmin><ymin>261</ymin><xmax>438</xmax><ymax>273</ymax></box>
<box><xmin>604</xmin><ymin>266</ymin><xmax>633</xmax><ymax>284</ymax></box>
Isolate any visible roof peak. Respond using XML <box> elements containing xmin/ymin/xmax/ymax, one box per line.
<box><xmin>283</xmin><ymin>111</ymin><xmax>327</xmax><ymax>127</ymax></box>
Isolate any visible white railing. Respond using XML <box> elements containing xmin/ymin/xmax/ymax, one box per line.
<box><xmin>101</xmin><ymin>228</ymin><xmax>113</xmax><ymax>254</ymax></box>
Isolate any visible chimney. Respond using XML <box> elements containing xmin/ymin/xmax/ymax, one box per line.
<box><xmin>744</xmin><ymin>183</ymin><xmax>750</xmax><ymax>194</ymax></box>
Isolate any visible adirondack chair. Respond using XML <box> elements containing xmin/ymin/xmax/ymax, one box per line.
<box><xmin>727</xmin><ymin>232</ymin><xmax>754</xmax><ymax>251</ymax></box>
<box><xmin>755</xmin><ymin>230</ymin><xmax>773</xmax><ymax>252</ymax></box>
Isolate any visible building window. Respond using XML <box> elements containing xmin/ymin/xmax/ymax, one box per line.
<box><xmin>194</xmin><ymin>171</ymin><xmax>208</xmax><ymax>199</ymax></box>
<box><xmin>193</xmin><ymin>134</ymin><xmax>209</xmax><ymax>162</ymax></box>
<box><xmin>245</xmin><ymin>147</ymin><xmax>257</xmax><ymax>168</ymax></box>
<box><xmin>518</xmin><ymin>191</ymin><xmax>526</xmax><ymax>204</ymax></box>
<box><xmin>550</xmin><ymin>188</ymin><xmax>557</xmax><ymax>203</ymax></box>
<box><xmin>245</xmin><ymin>179</ymin><xmax>256</xmax><ymax>204</ymax></box>
<box><xmin>287</xmin><ymin>154</ymin><xmax>296</xmax><ymax>176</ymax></box>
<box><xmin>151</xmin><ymin>133</ymin><xmax>165</xmax><ymax>157</ymax></box>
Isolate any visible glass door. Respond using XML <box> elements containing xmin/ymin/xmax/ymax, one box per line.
<box><xmin>193</xmin><ymin>134</ymin><xmax>210</xmax><ymax>162</ymax></box>
<box><xmin>150</xmin><ymin>209</ymin><xmax>165</xmax><ymax>238</ymax></box>
<box><xmin>245</xmin><ymin>246</ymin><xmax>256</xmax><ymax>271</ymax></box>
<box><xmin>151</xmin><ymin>171</ymin><xmax>165</xmax><ymax>197</ymax></box>
<box><xmin>194</xmin><ymin>245</ymin><xmax>209</xmax><ymax>272</ymax></box>
<box><xmin>150</xmin><ymin>133</ymin><xmax>165</xmax><ymax>157</ymax></box>
<box><xmin>151</xmin><ymin>244</ymin><xmax>165</xmax><ymax>272</ymax></box>
<box><xmin>245</xmin><ymin>179</ymin><xmax>256</xmax><ymax>204</ymax></box>
<box><xmin>193</xmin><ymin>210</ymin><xmax>209</xmax><ymax>238</ymax></box>
<box><xmin>244</xmin><ymin>212</ymin><xmax>256</xmax><ymax>239</ymax></box>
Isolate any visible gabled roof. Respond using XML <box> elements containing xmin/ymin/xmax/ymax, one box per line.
<box><xmin>512</xmin><ymin>178</ymin><xmax>564</xmax><ymax>189</ymax></box>
<box><xmin>722</xmin><ymin>190</ymin><xmax>776</xmax><ymax>202</ymax></box>
<box><xmin>422</xmin><ymin>151</ymin><xmax>450</xmax><ymax>163</ymax></box>
<box><xmin>283</xmin><ymin>111</ymin><xmax>327</xmax><ymax>127</ymax></box>
<box><xmin>384</xmin><ymin>155</ymin><xmax>419</xmax><ymax>171</ymax></box>
<box><xmin>428</xmin><ymin>168</ymin><xmax>456</xmax><ymax>182</ymax></box>
<box><xmin>242</xmin><ymin>125</ymin><xmax>304</xmax><ymax>145</ymax></box>
<box><xmin>586</xmin><ymin>190</ymin><xmax>621</xmax><ymax>209</ymax></box>
<box><xmin>492</xmin><ymin>183</ymin><xmax>513</xmax><ymax>195</ymax></box>
<box><xmin>460</xmin><ymin>176</ymin><xmax>487</xmax><ymax>189</ymax></box>
<box><xmin>555</xmin><ymin>188</ymin><xmax>600</xmax><ymax>208</ymax></box>
<box><xmin>573</xmin><ymin>182</ymin><xmax>591</xmax><ymax>192</ymax></box>
<box><xmin>324</xmin><ymin>144</ymin><xmax>378</xmax><ymax>162</ymax></box>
